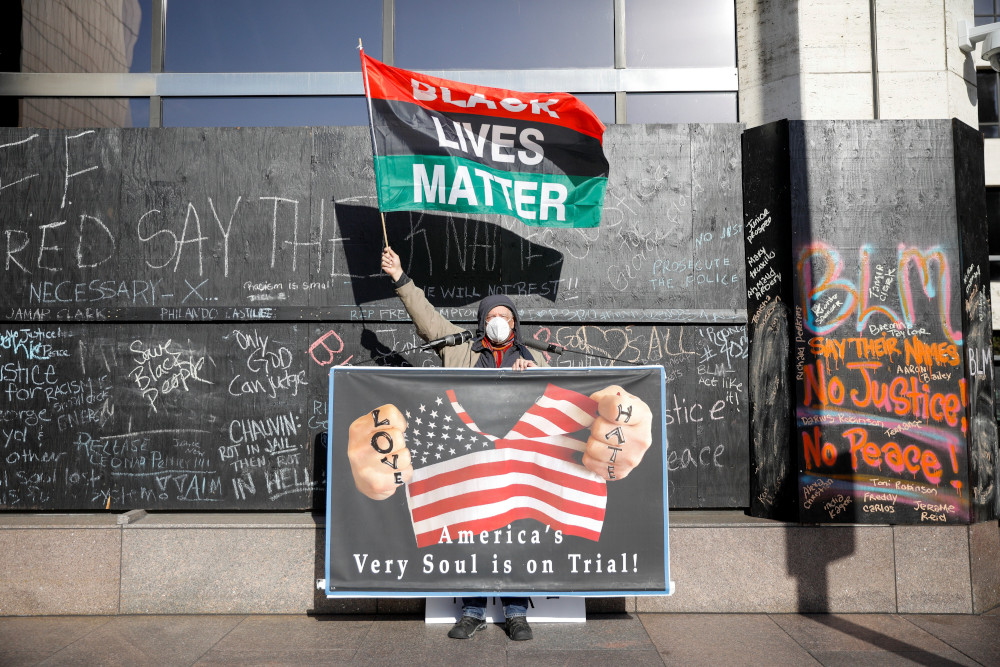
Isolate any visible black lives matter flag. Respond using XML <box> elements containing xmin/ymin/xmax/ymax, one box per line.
<box><xmin>360</xmin><ymin>50</ymin><xmax>609</xmax><ymax>228</ymax></box>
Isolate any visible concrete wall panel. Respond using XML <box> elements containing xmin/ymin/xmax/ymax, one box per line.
<box><xmin>2</xmin><ymin>512</ymin><xmax>997</xmax><ymax>615</ymax></box>
<box><xmin>969</xmin><ymin>521</ymin><xmax>1000</xmax><ymax>613</ymax></box>
<box><xmin>894</xmin><ymin>526</ymin><xmax>974</xmax><ymax>613</ymax></box>
<box><xmin>797</xmin><ymin>0</ymin><xmax>872</xmax><ymax>74</ymax></box>
<box><xmin>0</xmin><ymin>523</ymin><xmax>121</xmax><ymax>616</ymax></box>
<box><xmin>120</xmin><ymin>515</ymin><xmax>322</xmax><ymax>614</ymax></box>
<box><xmin>876</xmin><ymin>0</ymin><xmax>947</xmax><ymax>73</ymax></box>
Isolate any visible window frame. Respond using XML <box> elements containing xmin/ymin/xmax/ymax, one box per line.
<box><xmin>0</xmin><ymin>0</ymin><xmax>739</xmax><ymax>127</ymax></box>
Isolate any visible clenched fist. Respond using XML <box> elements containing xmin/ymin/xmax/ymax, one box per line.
<box><xmin>347</xmin><ymin>404</ymin><xmax>413</xmax><ymax>500</ymax></box>
<box><xmin>582</xmin><ymin>385</ymin><xmax>652</xmax><ymax>481</ymax></box>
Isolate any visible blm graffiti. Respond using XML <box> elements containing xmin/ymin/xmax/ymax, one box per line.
<box><xmin>795</xmin><ymin>242</ymin><xmax>970</xmax><ymax>523</ymax></box>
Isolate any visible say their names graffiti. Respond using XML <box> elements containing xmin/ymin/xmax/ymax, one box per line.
<box><xmin>796</xmin><ymin>242</ymin><xmax>970</xmax><ymax>522</ymax></box>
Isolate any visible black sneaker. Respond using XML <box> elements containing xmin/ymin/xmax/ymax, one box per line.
<box><xmin>448</xmin><ymin>615</ymin><xmax>486</xmax><ymax>639</ymax></box>
<box><xmin>505</xmin><ymin>616</ymin><xmax>533</xmax><ymax>641</ymax></box>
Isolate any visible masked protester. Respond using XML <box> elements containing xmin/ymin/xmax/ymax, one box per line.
<box><xmin>381</xmin><ymin>245</ymin><xmax>541</xmax><ymax>640</ymax></box>
<box><xmin>381</xmin><ymin>247</ymin><xmax>546</xmax><ymax>373</ymax></box>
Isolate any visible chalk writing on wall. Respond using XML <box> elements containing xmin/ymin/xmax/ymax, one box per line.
<box><xmin>1</xmin><ymin>126</ymin><xmax>746</xmax><ymax>323</ymax></box>
<box><xmin>0</xmin><ymin>320</ymin><xmax>749</xmax><ymax>510</ymax></box>
<box><xmin>0</xmin><ymin>125</ymin><xmax>750</xmax><ymax>511</ymax></box>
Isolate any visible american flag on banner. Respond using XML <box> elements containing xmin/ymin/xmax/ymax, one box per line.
<box><xmin>403</xmin><ymin>383</ymin><xmax>608</xmax><ymax>548</ymax></box>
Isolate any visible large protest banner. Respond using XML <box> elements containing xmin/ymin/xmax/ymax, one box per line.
<box><xmin>325</xmin><ymin>366</ymin><xmax>671</xmax><ymax>596</ymax></box>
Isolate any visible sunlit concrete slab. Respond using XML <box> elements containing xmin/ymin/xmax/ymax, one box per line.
<box><xmin>641</xmin><ymin>614</ymin><xmax>820</xmax><ymax>666</ymax></box>
<box><xmin>0</xmin><ymin>616</ymin><xmax>111</xmax><ymax>664</ymax></box>
<box><xmin>210</xmin><ymin>614</ymin><xmax>373</xmax><ymax>654</ymax></box>
<box><xmin>351</xmin><ymin>616</ymin><xmax>508</xmax><ymax>664</ymax></box>
<box><xmin>38</xmin><ymin>615</ymin><xmax>243</xmax><ymax>666</ymax></box>
<box><xmin>770</xmin><ymin>614</ymin><xmax>976</xmax><ymax>665</ymax></box>
<box><xmin>503</xmin><ymin>614</ymin><xmax>653</xmax><ymax>652</ymax></box>
<box><xmin>637</xmin><ymin>520</ymin><xmax>895</xmax><ymax>613</ymax></box>
<box><xmin>808</xmin><ymin>648</ymin><xmax>978</xmax><ymax>666</ymax></box>
<box><xmin>905</xmin><ymin>614</ymin><xmax>1000</xmax><ymax>667</ymax></box>
<box><xmin>507</xmin><ymin>649</ymin><xmax>666</xmax><ymax>666</ymax></box>
<box><xmin>1</xmin><ymin>611</ymin><xmax>999</xmax><ymax>665</ymax></box>
<box><xmin>3</xmin><ymin>511</ymin><xmax>998</xmax><ymax>615</ymax></box>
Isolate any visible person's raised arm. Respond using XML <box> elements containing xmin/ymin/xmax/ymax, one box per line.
<box><xmin>381</xmin><ymin>246</ymin><xmax>463</xmax><ymax>344</ymax></box>
<box><xmin>381</xmin><ymin>246</ymin><xmax>404</xmax><ymax>283</ymax></box>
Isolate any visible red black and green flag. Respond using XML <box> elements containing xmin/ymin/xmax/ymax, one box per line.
<box><xmin>360</xmin><ymin>50</ymin><xmax>609</xmax><ymax>228</ymax></box>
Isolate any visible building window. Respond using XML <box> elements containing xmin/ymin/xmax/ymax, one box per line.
<box><xmin>162</xmin><ymin>96</ymin><xmax>367</xmax><ymax>127</ymax></box>
<box><xmin>164</xmin><ymin>1</ymin><xmax>382</xmax><ymax>72</ymax></box>
<box><xmin>3</xmin><ymin>0</ymin><xmax>739</xmax><ymax>128</ymax></box>
<box><xmin>988</xmin><ymin>186</ymin><xmax>1000</xmax><ymax>369</ymax></box>
<box><xmin>395</xmin><ymin>0</ymin><xmax>613</xmax><ymax>70</ymax></box>
<box><xmin>980</xmin><ymin>70</ymin><xmax>1000</xmax><ymax>138</ymax></box>
<box><xmin>978</xmin><ymin>3</ymin><xmax>1000</xmax><ymax>137</ymax></box>
<box><xmin>625</xmin><ymin>0</ymin><xmax>736</xmax><ymax>68</ymax></box>
<box><xmin>17</xmin><ymin>0</ymin><xmax>150</xmax><ymax>74</ymax></box>
<box><xmin>627</xmin><ymin>92</ymin><xmax>737</xmax><ymax>124</ymax></box>
<box><xmin>17</xmin><ymin>97</ymin><xmax>149</xmax><ymax>129</ymax></box>
<box><xmin>5</xmin><ymin>0</ymin><xmax>151</xmax><ymax>127</ymax></box>
<box><xmin>988</xmin><ymin>187</ymin><xmax>1000</xmax><ymax>258</ymax></box>
<box><xmin>571</xmin><ymin>95</ymin><xmax>616</xmax><ymax>127</ymax></box>
<box><xmin>976</xmin><ymin>0</ymin><xmax>999</xmax><ymax>25</ymax></box>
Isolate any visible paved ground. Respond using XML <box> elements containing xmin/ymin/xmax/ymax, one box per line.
<box><xmin>1</xmin><ymin>611</ymin><xmax>999</xmax><ymax>666</ymax></box>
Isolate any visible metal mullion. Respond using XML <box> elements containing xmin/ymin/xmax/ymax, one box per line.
<box><xmin>614</xmin><ymin>0</ymin><xmax>625</xmax><ymax>69</ymax></box>
<box><xmin>613</xmin><ymin>0</ymin><xmax>626</xmax><ymax>124</ymax></box>
<box><xmin>383</xmin><ymin>0</ymin><xmax>394</xmax><ymax>65</ymax></box>
<box><xmin>149</xmin><ymin>0</ymin><xmax>166</xmax><ymax>127</ymax></box>
<box><xmin>869</xmin><ymin>0</ymin><xmax>879</xmax><ymax>119</ymax></box>
<box><xmin>0</xmin><ymin>68</ymin><xmax>739</xmax><ymax>97</ymax></box>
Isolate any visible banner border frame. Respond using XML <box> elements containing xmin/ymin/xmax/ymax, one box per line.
<box><xmin>325</xmin><ymin>365</ymin><xmax>673</xmax><ymax>598</ymax></box>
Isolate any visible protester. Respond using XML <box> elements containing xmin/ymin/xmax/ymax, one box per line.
<box><xmin>346</xmin><ymin>246</ymin><xmax>653</xmax><ymax>641</ymax></box>
<box><xmin>381</xmin><ymin>245</ymin><xmax>538</xmax><ymax>640</ymax></box>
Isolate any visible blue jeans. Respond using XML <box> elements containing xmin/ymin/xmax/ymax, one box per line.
<box><xmin>461</xmin><ymin>596</ymin><xmax>528</xmax><ymax>620</ymax></box>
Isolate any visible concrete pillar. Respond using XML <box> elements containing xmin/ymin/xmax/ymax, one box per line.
<box><xmin>737</xmin><ymin>0</ymin><xmax>978</xmax><ymax>128</ymax></box>
<box><xmin>874</xmin><ymin>0</ymin><xmax>977</xmax><ymax>126</ymax></box>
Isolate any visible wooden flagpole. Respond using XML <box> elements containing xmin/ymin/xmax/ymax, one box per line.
<box><xmin>358</xmin><ymin>39</ymin><xmax>389</xmax><ymax>248</ymax></box>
